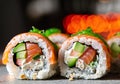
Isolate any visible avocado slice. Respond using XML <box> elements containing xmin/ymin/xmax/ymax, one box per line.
<box><xmin>111</xmin><ymin>42</ymin><xmax>120</xmax><ymax>57</ymax></box>
<box><xmin>111</xmin><ymin>42</ymin><xmax>120</xmax><ymax>53</ymax></box>
<box><xmin>73</xmin><ymin>42</ymin><xmax>86</xmax><ymax>52</ymax></box>
<box><xmin>67</xmin><ymin>56</ymin><xmax>78</xmax><ymax>68</ymax></box>
<box><xmin>16</xmin><ymin>51</ymin><xmax>26</xmax><ymax>59</ymax></box>
<box><xmin>13</xmin><ymin>43</ymin><xmax>26</xmax><ymax>53</ymax></box>
<box><xmin>72</xmin><ymin>42</ymin><xmax>86</xmax><ymax>56</ymax></box>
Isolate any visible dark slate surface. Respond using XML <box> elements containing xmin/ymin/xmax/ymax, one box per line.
<box><xmin>0</xmin><ymin>65</ymin><xmax>120</xmax><ymax>84</ymax></box>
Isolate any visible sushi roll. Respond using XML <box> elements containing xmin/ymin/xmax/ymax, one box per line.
<box><xmin>58</xmin><ymin>28</ymin><xmax>111</xmax><ymax>79</ymax></box>
<box><xmin>48</xmin><ymin>33</ymin><xmax>69</xmax><ymax>49</ymax></box>
<box><xmin>44</xmin><ymin>27</ymin><xmax>69</xmax><ymax>49</ymax></box>
<box><xmin>2</xmin><ymin>32</ymin><xmax>57</xmax><ymax>79</ymax></box>
<box><xmin>107</xmin><ymin>33</ymin><xmax>120</xmax><ymax>73</ymax></box>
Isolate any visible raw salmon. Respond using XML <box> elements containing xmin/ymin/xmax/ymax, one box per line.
<box><xmin>80</xmin><ymin>47</ymin><xmax>96</xmax><ymax>64</ymax></box>
<box><xmin>26</xmin><ymin>42</ymin><xmax>42</xmax><ymax>62</ymax></box>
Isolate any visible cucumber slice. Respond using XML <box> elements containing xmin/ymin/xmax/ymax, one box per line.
<box><xmin>111</xmin><ymin>42</ymin><xmax>120</xmax><ymax>52</ymax></box>
<box><xmin>13</xmin><ymin>43</ymin><xmax>26</xmax><ymax>53</ymax></box>
<box><xmin>72</xmin><ymin>42</ymin><xmax>86</xmax><ymax>57</ymax></box>
<box><xmin>73</xmin><ymin>42</ymin><xmax>86</xmax><ymax>53</ymax></box>
<box><xmin>16</xmin><ymin>51</ymin><xmax>26</xmax><ymax>59</ymax></box>
<box><xmin>111</xmin><ymin>42</ymin><xmax>120</xmax><ymax>57</ymax></box>
<box><xmin>67</xmin><ymin>56</ymin><xmax>78</xmax><ymax>68</ymax></box>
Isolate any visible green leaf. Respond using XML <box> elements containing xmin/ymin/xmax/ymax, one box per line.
<box><xmin>29</xmin><ymin>26</ymin><xmax>45</xmax><ymax>36</ymax></box>
<box><xmin>29</xmin><ymin>26</ymin><xmax>61</xmax><ymax>37</ymax></box>
<box><xmin>44</xmin><ymin>28</ymin><xmax>61</xmax><ymax>37</ymax></box>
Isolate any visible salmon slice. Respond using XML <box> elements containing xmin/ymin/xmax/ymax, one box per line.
<box><xmin>26</xmin><ymin>42</ymin><xmax>42</xmax><ymax>62</ymax></box>
<box><xmin>80</xmin><ymin>47</ymin><xmax>96</xmax><ymax>65</ymax></box>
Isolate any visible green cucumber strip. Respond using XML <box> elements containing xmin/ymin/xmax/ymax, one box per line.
<box><xmin>13</xmin><ymin>43</ymin><xmax>26</xmax><ymax>53</ymax></box>
<box><xmin>111</xmin><ymin>42</ymin><xmax>120</xmax><ymax>53</ymax></box>
<box><xmin>73</xmin><ymin>42</ymin><xmax>86</xmax><ymax>53</ymax></box>
<box><xmin>67</xmin><ymin>57</ymin><xmax>78</xmax><ymax>68</ymax></box>
<box><xmin>111</xmin><ymin>42</ymin><xmax>120</xmax><ymax>57</ymax></box>
<box><xmin>16</xmin><ymin>51</ymin><xmax>26</xmax><ymax>59</ymax></box>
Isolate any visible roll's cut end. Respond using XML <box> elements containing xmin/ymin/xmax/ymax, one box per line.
<box><xmin>59</xmin><ymin>35</ymin><xmax>111</xmax><ymax>79</ymax></box>
<box><xmin>2</xmin><ymin>32</ymin><xmax>57</xmax><ymax>79</ymax></box>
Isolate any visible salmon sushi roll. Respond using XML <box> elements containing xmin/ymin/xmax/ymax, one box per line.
<box><xmin>48</xmin><ymin>33</ymin><xmax>69</xmax><ymax>49</ymax></box>
<box><xmin>2</xmin><ymin>32</ymin><xmax>57</xmax><ymax>79</ymax></box>
<box><xmin>107</xmin><ymin>33</ymin><xmax>120</xmax><ymax>73</ymax></box>
<box><xmin>58</xmin><ymin>28</ymin><xmax>111</xmax><ymax>79</ymax></box>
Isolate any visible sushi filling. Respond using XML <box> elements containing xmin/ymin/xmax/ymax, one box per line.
<box><xmin>12</xmin><ymin>42</ymin><xmax>47</xmax><ymax>79</ymax></box>
<box><xmin>12</xmin><ymin>42</ymin><xmax>46</xmax><ymax>72</ymax></box>
<box><xmin>110</xmin><ymin>42</ymin><xmax>120</xmax><ymax>58</ymax></box>
<box><xmin>13</xmin><ymin>42</ymin><xmax>44</xmax><ymax>66</ymax></box>
<box><xmin>64</xmin><ymin>41</ymin><xmax>98</xmax><ymax>74</ymax></box>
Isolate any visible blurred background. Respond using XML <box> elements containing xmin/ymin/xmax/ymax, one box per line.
<box><xmin>1</xmin><ymin>0</ymin><xmax>120</xmax><ymax>56</ymax></box>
